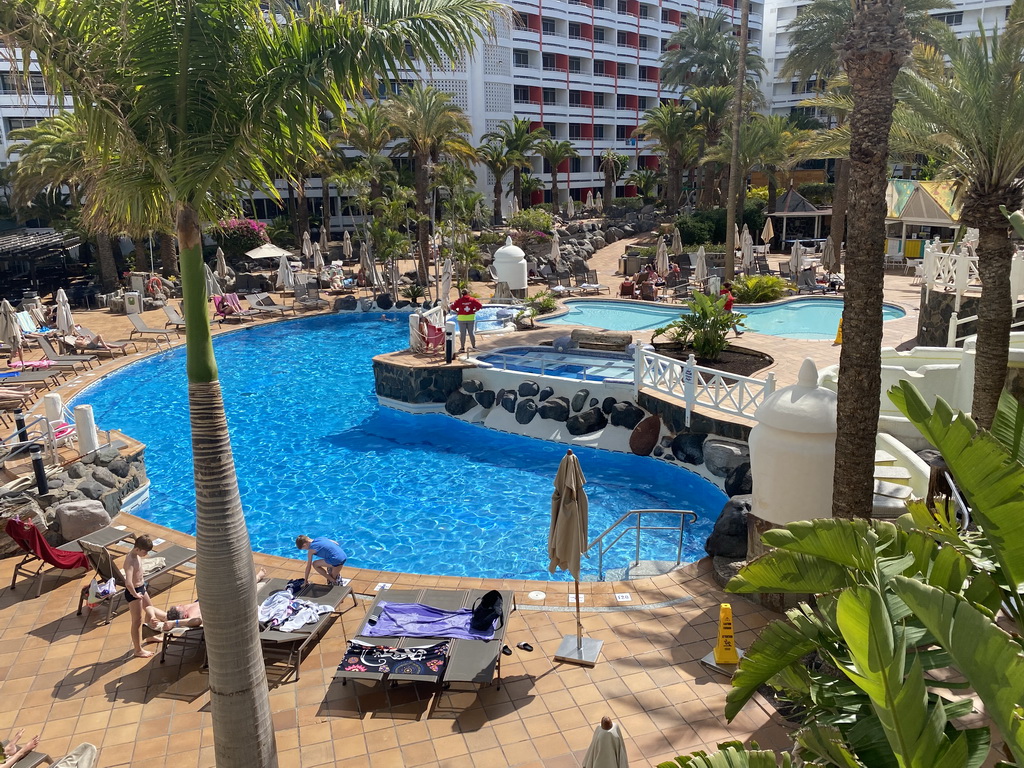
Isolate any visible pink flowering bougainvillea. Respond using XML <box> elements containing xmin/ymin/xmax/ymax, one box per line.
<box><xmin>214</xmin><ymin>218</ymin><xmax>270</xmax><ymax>260</ymax></box>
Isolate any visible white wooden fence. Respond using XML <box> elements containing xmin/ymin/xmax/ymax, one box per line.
<box><xmin>634</xmin><ymin>347</ymin><xmax>776</xmax><ymax>425</ymax></box>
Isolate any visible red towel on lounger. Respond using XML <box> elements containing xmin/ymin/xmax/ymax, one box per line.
<box><xmin>4</xmin><ymin>517</ymin><xmax>89</xmax><ymax>569</ymax></box>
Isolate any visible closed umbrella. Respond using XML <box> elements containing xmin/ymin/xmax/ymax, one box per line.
<box><xmin>595</xmin><ymin>193</ymin><xmax>604</xmax><ymax>213</ymax></box>
<box><xmin>789</xmin><ymin>241</ymin><xmax>802</xmax><ymax>276</ymax></box>
<box><xmin>510</xmin><ymin>195</ymin><xmax>520</xmax><ymax>217</ymax></box>
<box><xmin>741</xmin><ymin>226</ymin><xmax>755</xmax><ymax>274</ymax></box>
<box><xmin>342</xmin><ymin>231</ymin><xmax>353</xmax><ymax>261</ymax></box>
<box><xmin>566</xmin><ymin>198</ymin><xmax>576</xmax><ymax>220</ymax></box>
<box><xmin>582</xmin><ymin>718</ymin><xmax>629</xmax><ymax>768</ymax></box>
<box><xmin>55</xmin><ymin>288</ymin><xmax>74</xmax><ymax>336</ymax></box>
<box><xmin>319</xmin><ymin>225</ymin><xmax>329</xmax><ymax>254</ymax></box>
<box><xmin>215</xmin><ymin>247</ymin><xmax>228</xmax><ymax>279</ymax></box>
<box><xmin>312</xmin><ymin>243</ymin><xmax>325</xmax><ymax>273</ymax></box>
<box><xmin>0</xmin><ymin>299</ymin><xmax>24</xmax><ymax>365</ymax></box>
<box><xmin>693</xmin><ymin>245</ymin><xmax>708</xmax><ymax>287</ymax></box>
<box><xmin>276</xmin><ymin>255</ymin><xmax>295</xmax><ymax>291</ymax></box>
<box><xmin>656</xmin><ymin>238</ymin><xmax>670</xmax><ymax>275</ymax></box>
<box><xmin>204</xmin><ymin>262</ymin><xmax>222</xmax><ymax>298</ymax></box>
<box><xmin>549</xmin><ymin>449</ymin><xmax>602</xmax><ymax>666</ymax></box>
<box><xmin>734</xmin><ymin>222</ymin><xmax>741</xmax><ymax>247</ymax></box>
<box><xmin>585</xmin><ymin>190</ymin><xmax>594</xmax><ymax>209</ymax></box>
<box><xmin>473</xmin><ymin>199</ymin><xmax>483</xmax><ymax>226</ymax></box>
<box><xmin>671</xmin><ymin>226</ymin><xmax>682</xmax><ymax>257</ymax></box>
<box><xmin>300</xmin><ymin>230</ymin><xmax>313</xmax><ymax>270</ymax></box>
<box><xmin>549</xmin><ymin>230</ymin><xmax>561</xmax><ymax>265</ymax></box>
<box><xmin>821</xmin><ymin>236</ymin><xmax>840</xmax><ymax>274</ymax></box>
<box><xmin>440</xmin><ymin>257</ymin><xmax>453</xmax><ymax>310</ymax></box>
<box><xmin>761</xmin><ymin>217</ymin><xmax>775</xmax><ymax>248</ymax></box>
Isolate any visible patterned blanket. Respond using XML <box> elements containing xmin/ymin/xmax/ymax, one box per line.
<box><xmin>338</xmin><ymin>640</ymin><xmax>450</xmax><ymax>678</ymax></box>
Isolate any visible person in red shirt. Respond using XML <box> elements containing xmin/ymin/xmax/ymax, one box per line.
<box><xmin>720</xmin><ymin>282</ymin><xmax>744</xmax><ymax>336</ymax></box>
<box><xmin>450</xmin><ymin>288</ymin><xmax>484</xmax><ymax>352</ymax></box>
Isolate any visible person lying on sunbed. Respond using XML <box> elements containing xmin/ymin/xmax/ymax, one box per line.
<box><xmin>144</xmin><ymin>567</ymin><xmax>266</xmax><ymax>633</ymax></box>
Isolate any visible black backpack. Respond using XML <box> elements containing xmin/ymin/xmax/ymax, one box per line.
<box><xmin>469</xmin><ymin>590</ymin><xmax>504</xmax><ymax>632</ymax></box>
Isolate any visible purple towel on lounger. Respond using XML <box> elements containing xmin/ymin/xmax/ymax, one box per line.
<box><xmin>362</xmin><ymin>601</ymin><xmax>495</xmax><ymax>641</ymax></box>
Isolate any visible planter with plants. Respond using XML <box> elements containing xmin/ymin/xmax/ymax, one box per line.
<box><xmin>731</xmin><ymin>274</ymin><xmax>793</xmax><ymax>303</ymax></box>
<box><xmin>400</xmin><ymin>284</ymin><xmax>425</xmax><ymax>306</ymax></box>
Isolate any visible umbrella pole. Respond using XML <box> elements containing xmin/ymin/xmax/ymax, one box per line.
<box><xmin>574</xmin><ymin>578</ymin><xmax>583</xmax><ymax>650</ymax></box>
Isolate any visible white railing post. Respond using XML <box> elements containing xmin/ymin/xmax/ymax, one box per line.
<box><xmin>947</xmin><ymin>311</ymin><xmax>959</xmax><ymax>347</ymax></box>
<box><xmin>633</xmin><ymin>343</ymin><xmax>644</xmax><ymax>398</ymax></box>
<box><xmin>764</xmin><ymin>372</ymin><xmax>776</xmax><ymax>398</ymax></box>
<box><xmin>683</xmin><ymin>354</ymin><xmax>696</xmax><ymax>427</ymax></box>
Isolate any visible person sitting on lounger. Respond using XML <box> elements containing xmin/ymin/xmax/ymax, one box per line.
<box><xmin>68</xmin><ymin>326</ymin><xmax>114</xmax><ymax>351</ymax></box>
<box><xmin>2</xmin><ymin>730</ymin><xmax>40</xmax><ymax>768</ymax></box>
<box><xmin>144</xmin><ymin>568</ymin><xmax>266</xmax><ymax>634</ymax></box>
<box><xmin>296</xmin><ymin>535</ymin><xmax>348</xmax><ymax>586</ymax></box>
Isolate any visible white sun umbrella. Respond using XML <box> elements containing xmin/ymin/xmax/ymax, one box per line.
<box><xmin>510</xmin><ymin>194</ymin><xmax>520</xmax><ymax>216</ymax></box>
<box><xmin>276</xmin><ymin>254</ymin><xmax>295</xmax><ymax>290</ymax></box>
<box><xmin>789</xmin><ymin>241</ymin><xmax>803</xmax><ymax>276</ymax></box>
<box><xmin>319</xmin><ymin>225</ymin><xmax>329</xmax><ymax>253</ymax></box>
<box><xmin>821</xmin><ymin>236</ymin><xmax>840</xmax><ymax>274</ymax></box>
<box><xmin>440</xmin><ymin>257</ymin><xmax>453</xmax><ymax>310</ymax></box>
<box><xmin>342</xmin><ymin>230</ymin><xmax>352</xmax><ymax>261</ymax></box>
<box><xmin>300</xmin><ymin>230</ymin><xmax>313</xmax><ymax>270</ymax></box>
<box><xmin>585</xmin><ymin>190</ymin><xmax>594</xmax><ymax>210</ymax></box>
<box><xmin>693</xmin><ymin>245</ymin><xmax>708</xmax><ymax>287</ymax></box>
<box><xmin>671</xmin><ymin>226</ymin><xmax>683</xmax><ymax>257</ymax></box>
<box><xmin>566</xmin><ymin>197</ymin><xmax>576</xmax><ymax>221</ymax></box>
<box><xmin>550</xmin><ymin>230</ymin><xmax>561</xmax><ymax>265</ymax></box>
<box><xmin>215</xmin><ymin>247</ymin><xmax>228</xmax><ymax>279</ymax></box>
<box><xmin>473</xmin><ymin>199</ymin><xmax>483</xmax><ymax>225</ymax></box>
<box><xmin>656</xmin><ymin>237</ymin><xmax>670</xmax><ymax>275</ymax></box>
<box><xmin>312</xmin><ymin>242</ymin><xmax>325</xmax><ymax>273</ymax></box>
<box><xmin>761</xmin><ymin>217</ymin><xmax>775</xmax><ymax>248</ymax></box>
<box><xmin>595</xmin><ymin>193</ymin><xmax>604</xmax><ymax>213</ymax></box>
<box><xmin>0</xmin><ymin>299</ymin><xmax>23</xmax><ymax>363</ymax></box>
<box><xmin>55</xmin><ymin>288</ymin><xmax>74</xmax><ymax>336</ymax></box>
<box><xmin>734</xmin><ymin>222</ymin><xmax>741</xmax><ymax>247</ymax></box>
<box><xmin>741</xmin><ymin>226</ymin><xmax>755</xmax><ymax>274</ymax></box>
<box><xmin>204</xmin><ymin>262</ymin><xmax>222</xmax><ymax>297</ymax></box>
<box><xmin>245</xmin><ymin>242</ymin><xmax>291</xmax><ymax>260</ymax></box>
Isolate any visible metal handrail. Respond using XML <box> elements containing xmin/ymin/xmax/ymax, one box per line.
<box><xmin>586</xmin><ymin>508</ymin><xmax>698</xmax><ymax>581</ymax></box>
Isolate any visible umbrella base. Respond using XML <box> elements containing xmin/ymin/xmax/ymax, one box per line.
<box><xmin>553</xmin><ymin>635</ymin><xmax>603</xmax><ymax>667</ymax></box>
<box><xmin>699</xmin><ymin>649</ymin><xmax>745</xmax><ymax>677</ymax></box>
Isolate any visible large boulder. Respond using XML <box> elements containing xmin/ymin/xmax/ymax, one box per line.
<box><xmin>571</xmin><ymin>389</ymin><xmax>590</xmax><ymax>412</ymax></box>
<box><xmin>518</xmin><ymin>380</ymin><xmax>541</xmax><ymax>397</ymax></box>
<box><xmin>515</xmin><ymin>399</ymin><xmax>538</xmax><ymax>425</ymax></box>
<box><xmin>705</xmin><ymin>496</ymin><xmax>751</xmax><ymax>558</ymax></box>
<box><xmin>107</xmin><ymin>457</ymin><xmax>131</xmax><ymax>478</ymax></box>
<box><xmin>445</xmin><ymin>390</ymin><xmax>476</xmax><ymax>416</ymax></box>
<box><xmin>474</xmin><ymin>390</ymin><xmax>496</xmax><ymax>409</ymax></box>
<box><xmin>608</xmin><ymin>402</ymin><xmax>645</xmax><ymax>430</ymax></box>
<box><xmin>629</xmin><ymin>415</ymin><xmax>661</xmax><ymax>456</ymax></box>
<box><xmin>725</xmin><ymin>462</ymin><xmax>753</xmax><ymax>496</ymax></box>
<box><xmin>500</xmin><ymin>390</ymin><xmax>518</xmax><ymax>414</ymax></box>
<box><xmin>703</xmin><ymin>439</ymin><xmax>750</xmax><ymax>478</ymax></box>
<box><xmin>671</xmin><ymin>433</ymin><xmax>707</xmax><ymax>465</ymax></box>
<box><xmin>538</xmin><ymin>386</ymin><xmax>554</xmax><ymax>402</ymax></box>
<box><xmin>91</xmin><ymin>467</ymin><xmax>119</xmax><ymax>489</ymax></box>
<box><xmin>538</xmin><ymin>396</ymin><xmax>571</xmax><ymax>422</ymax></box>
<box><xmin>566</xmin><ymin>407</ymin><xmax>608</xmax><ymax>436</ymax></box>
<box><xmin>462</xmin><ymin>378</ymin><xmax>483</xmax><ymax>394</ymax></box>
<box><xmin>54</xmin><ymin>500</ymin><xmax>111</xmax><ymax>541</ymax></box>
<box><xmin>375</xmin><ymin>293</ymin><xmax>394</xmax><ymax>310</ymax></box>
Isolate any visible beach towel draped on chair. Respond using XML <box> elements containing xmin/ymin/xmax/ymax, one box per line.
<box><xmin>5</xmin><ymin>517</ymin><xmax>89</xmax><ymax>594</ymax></box>
<box><xmin>362</xmin><ymin>601</ymin><xmax>497</xmax><ymax>641</ymax></box>
<box><xmin>339</xmin><ymin>640</ymin><xmax>450</xmax><ymax>677</ymax></box>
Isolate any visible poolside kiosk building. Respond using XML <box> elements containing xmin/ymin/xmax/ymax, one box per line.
<box><xmin>884</xmin><ymin>179</ymin><xmax>960</xmax><ymax>261</ymax></box>
<box><xmin>769</xmin><ymin>187</ymin><xmax>832</xmax><ymax>250</ymax></box>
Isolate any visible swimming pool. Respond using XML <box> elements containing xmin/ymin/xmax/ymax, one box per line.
<box><xmin>542</xmin><ymin>298</ymin><xmax>906</xmax><ymax>340</ymax></box>
<box><xmin>476</xmin><ymin>346</ymin><xmax>634</xmax><ymax>382</ymax></box>
<box><xmin>446</xmin><ymin>304</ymin><xmax>518</xmax><ymax>334</ymax></box>
<box><xmin>75</xmin><ymin>314</ymin><xmax>725</xmax><ymax>580</ymax></box>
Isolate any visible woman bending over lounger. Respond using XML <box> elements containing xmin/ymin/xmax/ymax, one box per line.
<box><xmin>296</xmin><ymin>535</ymin><xmax>348</xmax><ymax>586</ymax></box>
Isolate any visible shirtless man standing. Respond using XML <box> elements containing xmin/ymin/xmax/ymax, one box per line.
<box><xmin>123</xmin><ymin>535</ymin><xmax>155</xmax><ymax>658</ymax></box>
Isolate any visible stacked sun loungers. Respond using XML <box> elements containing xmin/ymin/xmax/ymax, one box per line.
<box><xmin>333</xmin><ymin>586</ymin><xmax>516</xmax><ymax>707</ymax></box>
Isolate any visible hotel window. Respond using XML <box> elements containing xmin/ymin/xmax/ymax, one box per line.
<box><xmin>616</xmin><ymin>94</ymin><xmax>628</xmax><ymax>109</ymax></box>
<box><xmin>594</xmin><ymin>92</ymin><xmax>606</xmax><ymax>107</ymax></box>
<box><xmin>542</xmin><ymin>16</ymin><xmax>557</xmax><ymax>33</ymax></box>
<box><xmin>639</xmin><ymin>36</ymin><xmax>649</xmax><ymax>50</ymax></box>
<box><xmin>661</xmin><ymin>8</ymin><xmax>671</xmax><ymax>21</ymax></box>
<box><xmin>569</xmin><ymin>22</ymin><xmax>583</xmax><ymax>39</ymax></box>
<box><xmin>542</xmin><ymin>53</ymin><xmax>557</xmax><ymax>70</ymax></box>
<box><xmin>638</xmin><ymin>5</ymin><xmax>649</xmax><ymax>18</ymax></box>
<box><xmin>594</xmin><ymin>60</ymin><xmax>606</xmax><ymax>75</ymax></box>
<box><xmin>569</xmin><ymin>124</ymin><xmax>582</xmax><ymax>139</ymax></box>
<box><xmin>638</xmin><ymin>96</ymin><xmax>649</xmax><ymax>110</ymax></box>
<box><xmin>617</xmin><ymin>62</ymin><xmax>628</xmax><ymax>78</ymax></box>
<box><xmin>513</xmin><ymin>49</ymin><xmax>530</xmax><ymax>68</ymax></box>
<box><xmin>615</xmin><ymin>124</ymin><xmax>631</xmax><ymax>140</ymax></box>
<box><xmin>570</xmin><ymin>157</ymin><xmax>583</xmax><ymax>173</ymax></box>
<box><xmin>569</xmin><ymin>57</ymin><xmax>582</xmax><ymax>73</ymax></box>
<box><xmin>513</xmin><ymin>85</ymin><xmax>531</xmax><ymax>104</ymax></box>
<box><xmin>543</xmin><ymin>122</ymin><xmax>558</xmax><ymax>136</ymax></box>
<box><xmin>570</xmin><ymin>91</ymin><xmax>583</xmax><ymax>106</ymax></box>
<box><xmin>617</xmin><ymin>0</ymin><xmax>628</xmax><ymax>13</ymax></box>
<box><xmin>4</xmin><ymin>116</ymin><xmax>43</xmax><ymax>134</ymax></box>
<box><xmin>594</xmin><ymin>125</ymin><xmax>605</xmax><ymax>139</ymax></box>
<box><xmin>543</xmin><ymin>88</ymin><xmax>557</xmax><ymax>106</ymax></box>
<box><xmin>594</xmin><ymin>27</ymin><xmax>606</xmax><ymax>42</ymax></box>
<box><xmin>617</xmin><ymin>30</ymin><xmax>628</xmax><ymax>46</ymax></box>
<box><xmin>932</xmin><ymin>11</ymin><xmax>963</xmax><ymax>24</ymax></box>
<box><xmin>513</xmin><ymin>14</ymin><xmax>529</xmax><ymax>30</ymax></box>
<box><xmin>661</xmin><ymin>38</ymin><xmax>669</xmax><ymax>52</ymax></box>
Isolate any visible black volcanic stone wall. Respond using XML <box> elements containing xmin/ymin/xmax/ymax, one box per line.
<box><xmin>373</xmin><ymin>359</ymin><xmax>463</xmax><ymax>405</ymax></box>
<box><xmin>918</xmin><ymin>287</ymin><xmax>1024</xmax><ymax>347</ymax></box>
<box><xmin>638</xmin><ymin>391</ymin><xmax>751</xmax><ymax>441</ymax></box>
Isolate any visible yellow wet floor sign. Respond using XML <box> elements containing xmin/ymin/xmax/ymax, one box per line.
<box><xmin>834</xmin><ymin>318</ymin><xmax>843</xmax><ymax>345</ymax></box>
<box><xmin>714</xmin><ymin>603</ymin><xmax>740</xmax><ymax>665</ymax></box>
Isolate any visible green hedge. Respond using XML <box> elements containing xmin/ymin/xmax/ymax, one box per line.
<box><xmin>674</xmin><ymin>202</ymin><xmax>765</xmax><ymax>246</ymax></box>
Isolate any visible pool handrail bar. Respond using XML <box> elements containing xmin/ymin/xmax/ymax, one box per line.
<box><xmin>587</xmin><ymin>508</ymin><xmax>699</xmax><ymax>581</ymax></box>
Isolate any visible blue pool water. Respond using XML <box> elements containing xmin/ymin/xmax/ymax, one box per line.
<box><xmin>446</xmin><ymin>304</ymin><xmax>518</xmax><ymax>333</ymax></box>
<box><xmin>76</xmin><ymin>314</ymin><xmax>725</xmax><ymax>580</ymax></box>
<box><xmin>476</xmin><ymin>346</ymin><xmax>634</xmax><ymax>381</ymax></box>
<box><xmin>543</xmin><ymin>298</ymin><xmax>906</xmax><ymax>340</ymax></box>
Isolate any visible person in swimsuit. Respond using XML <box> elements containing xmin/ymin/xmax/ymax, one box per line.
<box><xmin>123</xmin><ymin>535</ymin><xmax>155</xmax><ymax>658</ymax></box>
<box><xmin>296</xmin><ymin>535</ymin><xmax>348</xmax><ymax>586</ymax></box>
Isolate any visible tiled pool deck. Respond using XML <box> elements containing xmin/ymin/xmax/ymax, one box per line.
<box><xmin>0</xmin><ymin>248</ymin><xmax>925</xmax><ymax>766</ymax></box>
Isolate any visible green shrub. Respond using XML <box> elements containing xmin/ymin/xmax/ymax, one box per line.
<box><xmin>508</xmin><ymin>208</ymin><xmax>553</xmax><ymax>234</ymax></box>
<box><xmin>213</xmin><ymin>217</ymin><xmax>271</xmax><ymax>259</ymax></box>
<box><xmin>748</xmin><ymin>186</ymin><xmax>769</xmax><ymax>205</ymax></box>
<box><xmin>675</xmin><ymin>202</ymin><xmax>764</xmax><ymax>247</ymax></box>
<box><xmin>476</xmin><ymin>231</ymin><xmax>506</xmax><ymax>246</ymax></box>
<box><xmin>611</xmin><ymin>197</ymin><xmax>645</xmax><ymax>211</ymax></box>
<box><xmin>652</xmin><ymin>315</ymin><xmax>692</xmax><ymax>346</ymax></box>
<box><xmin>524</xmin><ymin>290</ymin><xmax>557</xmax><ymax>315</ymax></box>
<box><xmin>675</xmin><ymin>214</ymin><xmax>714</xmax><ymax>246</ymax></box>
<box><xmin>685</xmin><ymin>291</ymin><xmax>744</xmax><ymax>361</ymax></box>
<box><xmin>732</xmin><ymin>274</ymin><xmax>790</xmax><ymax>304</ymax></box>
<box><xmin>797</xmin><ymin>182</ymin><xmax>834</xmax><ymax>205</ymax></box>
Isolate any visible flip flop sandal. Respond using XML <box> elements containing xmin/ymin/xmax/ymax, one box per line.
<box><xmin>501</xmin><ymin>645</ymin><xmax>513</xmax><ymax>656</ymax></box>
<box><xmin>516</xmin><ymin>642</ymin><xmax>534</xmax><ymax>652</ymax></box>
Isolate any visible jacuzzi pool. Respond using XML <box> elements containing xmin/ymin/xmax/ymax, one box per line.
<box><xmin>446</xmin><ymin>304</ymin><xmax>519</xmax><ymax>334</ymax></box>
<box><xmin>476</xmin><ymin>346</ymin><xmax>634</xmax><ymax>382</ymax></box>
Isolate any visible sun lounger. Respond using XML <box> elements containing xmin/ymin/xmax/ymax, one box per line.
<box><xmin>127</xmin><ymin>314</ymin><xmax>173</xmax><ymax>347</ymax></box>
<box><xmin>0</xmin><ymin>740</ymin><xmax>51</xmax><ymax>768</ymax></box>
<box><xmin>5</xmin><ymin>516</ymin><xmax>90</xmax><ymax>597</ymax></box>
<box><xmin>224</xmin><ymin>293</ymin><xmax>262</xmax><ymax>320</ymax></box>
<box><xmin>293</xmin><ymin>281</ymin><xmax>329</xmax><ymax>311</ymax></box>
<box><xmin>162</xmin><ymin>304</ymin><xmax>186</xmax><ymax>332</ymax></box>
<box><xmin>257</xmin><ymin>578</ymin><xmax>355</xmax><ymax>683</ymax></box>
<box><xmin>0</xmin><ymin>369</ymin><xmax>68</xmax><ymax>389</ymax></box>
<box><xmin>74</xmin><ymin>327</ymin><xmax>137</xmax><ymax>357</ymax></box>
<box><xmin>246</xmin><ymin>292</ymin><xmax>297</xmax><ymax>316</ymax></box>
<box><xmin>335</xmin><ymin>587</ymin><xmax>515</xmax><ymax>701</ymax></box>
<box><xmin>36</xmin><ymin>336</ymin><xmax>97</xmax><ymax>370</ymax></box>
<box><xmin>76</xmin><ymin>539</ymin><xmax>196</xmax><ymax>624</ymax></box>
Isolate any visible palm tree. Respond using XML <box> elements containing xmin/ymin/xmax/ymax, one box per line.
<box><xmin>476</xmin><ymin>140</ymin><xmax>515</xmax><ymax>224</ymax></box>
<box><xmin>689</xmin><ymin>85</ymin><xmax>734</xmax><ymax>208</ymax></box>
<box><xmin>387</xmin><ymin>84</ymin><xmax>475</xmax><ymax>282</ymax></box>
<box><xmin>0</xmin><ymin>1</ymin><xmax>501</xmax><ymax>765</ymax></box>
<box><xmin>627</xmin><ymin>168</ymin><xmax>662</xmax><ymax>203</ymax></box>
<box><xmin>660</xmin><ymin>10</ymin><xmax>766</xmax><ymax>92</ymax></box>
<box><xmin>7</xmin><ymin>112</ymin><xmax>131</xmax><ymax>291</ymax></box>
<box><xmin>483</xmin><ymin>116</ymin><xmax>545</xmax><ymax>210</ymax></box>
<box><xmin>635</xmin><ymin>104</ymin><xmax>698</xmax><ymax>212</ymax></box>
<box><xmin>336</xmin><ymin>101</ymin><xmax>393</xmax><ymax>202</ymax></box>
<box><xmin>831</xmin><ymin>0</ymin><xmax>912</xmax><ymax>519</ymax></box>
<box><xmin>898</xmin><ymin>6</ymin><xmax>1024</xmax><ymax>429</ymax></box>
<box><xmin>536</xmin><ymin>139</ymin><xmax>579</xmax><ymax>217</ymax></box>
<box><xmin>519</xmin><ymin>172</ymin><xmax>545</xmax><ymax>207</ymax></box>
<box><xmin>599</xmin><ymin>150</ymin><xmax>629</xmax><ymax>207</ymax></box>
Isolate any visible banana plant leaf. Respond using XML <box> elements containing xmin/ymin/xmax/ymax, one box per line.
<box><xmin>675</xmin><ymin>744</ymin><xmax>794</xmax><ymax>767</ymax></box>
<box><xmin>894</xmin><ymin>576</ymin><xmax>1024</xmax><ymax>766</ymax></box>
<box><xmin>728</xmin><ymin>549</ymin><xmax>853</xmax><ymax>594</ymax></box>
<box><xmin>760</xmin><ymin>518</ymin><xmax>889</xmax><ymax>571</ymax></box>
<box><xmin>991</xmin><ymin>389</ymin><xmax>1024</xmax><ymax>464</ymax></box>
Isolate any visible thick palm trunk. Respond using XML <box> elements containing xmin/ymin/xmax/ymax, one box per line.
<box><xmin>970</xmin><ymin>219</ymin><xmax>1014</xmax><ymax>428</ymax></box>
<box><xmin>666</xmin><ymin>151</ymin><xmax>681</xmax><ymax>212</ymax></box>
<box><xmin>177</xmin><ymin>204</ymin><xmax>277</xmax><ymax>768</ymax></box>
<box><xmin>603</xmin><ymin>168</ymin><xmax>614</xmax><ymax>207</ymax></box>
<box><xmin>830</xmin><ymin>158</ymin><xmax>850</xmax><ymax>251</ymax></box>
<box><xmin>159</xmin><ymin>232</ymin><xmax>178</xmax><ymax>277</ymax></box>
<box><xmin>513</xmin><ymin>167</ymin><xmax>523</xmax><ymax>210</ymax></box>
<box><xmin>723</xmin><ymin>0</ymin><xmax>750</xmax><ymax>281</ymax></box>
<box><xmin>832</xmin><ymin>0</ymin><xmax>910</xmax><ymax>520</ymax></box>
<box><xmin>551</xmin><ymin>170</ymin><xmax>561</xmax><ymax>216</ymax></box>
<box><xmin>767</xmin><ymin>177</ymin><xmax>778</xmax><ymax>214</ymax></box>
<box><xmin>493</xmin><ymin>178</ymin><xmax>502</xmax><ymax>225</ymax></box>
<box><xmin>414</xmin><ymin>158</ymin><xmax>430</xmax><ymax>283</ymax></box>
<box><xmin>294</xmin><ymin>178</ymin><xmax>310</xmax><ymax>245</ymax></box>
<box><xmin>95</xmin><ymin>234</ymin><xmax>119</xmax><ymax>292</ymax></box>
